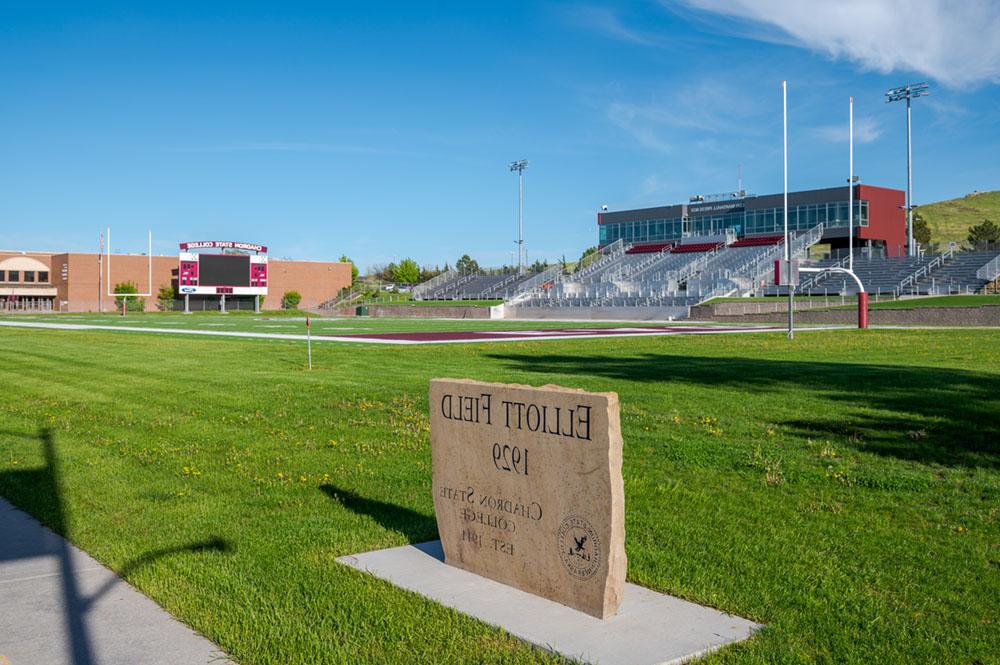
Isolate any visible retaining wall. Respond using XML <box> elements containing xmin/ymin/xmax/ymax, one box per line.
<box><xmin>689</xmin><ymin>303</ymin><xmax>1000</xmax><ymax>326</ymax></box>
<box><xmin>329</xmin><ymin>304</ymin><xmax>493</xmax><ymax>319</ymax></box>
<box><xmin>506</xmin><ymin>305</ymin><xmax>689</xmax><ymax>321</ymax></box>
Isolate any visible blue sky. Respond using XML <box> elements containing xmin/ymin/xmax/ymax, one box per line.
<box><xmin>2</xmin><ymin>1</ymin><xmax>999</xmax><ymax>270</ymax></box>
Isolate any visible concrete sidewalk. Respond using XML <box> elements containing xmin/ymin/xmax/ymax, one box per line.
<box><xmin>0</xmin><ymin>498</ymin><xmax>232</xmax><ymax>665</ymax></box>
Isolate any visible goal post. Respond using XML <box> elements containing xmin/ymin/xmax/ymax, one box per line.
<box><xmin>106</xmin><ymin>228</ymin><xmax>153</xmax><ymax>308</ymax></box>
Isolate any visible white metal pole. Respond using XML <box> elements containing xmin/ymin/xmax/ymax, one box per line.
<box><xmin>106</xmin><ymin>227</ymin><xmax>111</xmax><ymax>290</ymax></box>
<box><xmin>849</xmin><ymin>96</ymin><xmax>854</xmax><ymax>273</ymax></box>
<box><xmin>783</xmin><ymin>80</ymin><xmax>793</xmax><ymax>340</ymax></box>
<box><xmin>906</xmin><ymin>97</ymin><xmax>914</xmax><ymax>256</ymax></box>
<box><xmin>518</xmin><ymin>169</ymin><xmax>524</xmax><ymax>275</ymax></box>
<box><xmin>98</xmin><ymin>232</ymin><xmax>104</xmax><ymax>313</ymax></box>
<box><xmin>147</xmin><ymin>229</ymin><xmax>152</xmax><ymax>308</ymax></box>
<box><xmin>783</xmin><ymin>81</ymin><xmax>789</xmax><ymax>262</ymax></box>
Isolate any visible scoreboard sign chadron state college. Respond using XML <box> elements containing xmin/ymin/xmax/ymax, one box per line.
<box><xmin>429</xmin><ymin>378</ymin><xmax>626</xmax><ymax>619</ymax></box>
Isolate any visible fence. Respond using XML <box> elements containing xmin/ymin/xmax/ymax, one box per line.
<box><xmin>977</xmin><ymin>254</ymin><xmax>1000</xmax><ymax>282</ymax></box>
<box><xmin>411</xmin><ymin>270</ymin><xmax>458</xmax><ymax>299</ymax></box>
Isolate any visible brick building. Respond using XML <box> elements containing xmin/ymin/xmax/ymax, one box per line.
<box><xmin>0</xmin><ymin>248</ymin><xmax>352</xmax><ymax>312</ymax></box>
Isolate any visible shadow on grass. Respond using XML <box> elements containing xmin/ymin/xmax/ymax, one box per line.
<box><xmin>484</xmin><ymin>352</ymin><xmax>1000</xmax><ymax>469</ymax></box>
<box><xmin>320</xmin><ymin>484</ymin><xmax>437</xmax><ymax>543</ymax></box>
<box><xmin>0</xmin><ymin>426</ymin><xmax>231</xmax><ymax>665</ymax></box>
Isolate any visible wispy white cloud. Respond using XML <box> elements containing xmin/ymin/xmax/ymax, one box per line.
<box><xmin>564</xmin><ymin>6</ymin><xmax>662</xmax><ymax>46</ymax></box>
<box><xmin>675</xmin><ymin>0</ymin><xmax>1000</xmax><ymax>87</ymax></box>
<box><xmin>605</xmin><ymin>102</ymin><xmax>674</xmax><ymax>152</ymax></box>
<box><xmin>812</xmin><ymin>117</ymin><xmax>882</xmax><ymax>144</ymax></box>
<box><xmin>603</xmin><ymin>79</ymin><xmax>767</xmax><ymax>153</ymax></box>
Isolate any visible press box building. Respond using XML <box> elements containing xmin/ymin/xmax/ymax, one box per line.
<box><xmin>598</xmin><ymin>185</ymin><xmax>906</xmax><ymax>256</ymax></box>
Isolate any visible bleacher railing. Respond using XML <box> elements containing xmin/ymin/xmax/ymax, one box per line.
<box><xmin>572</xmin><ymin>240</ymin><xmax>626</xmax><ymax>282</ymax></box>
<box><xmin>412</xmin><ymin>270</ymin><xmax>458</xmax><ymax>300</ymax></box>
<box><xmin>666</xmin><ymin>246</ymin><xmax>720</xmax><ymax>287</ymax></box>
<box><xmin>898</xmin><ymin>248</ymin><xmax>953</xmax><ymax>293</ymax></box>
<box><xmin>799</xmin><ymin>255</ymin><xmax>848</xmax><ymax>292</ymax></box>
<box><xmin>602</xmin><ymin>245</ymin><xmax>674</xmax><ymax>282</ymax></box>
<box><xmin>482</xmin><ymin>271</ymin><xmax>524</xmax><ymax>297</ymax></box>
<box><xmin>515</xmin><ymin>265</ymin><xmax>563</xmax><ymax>293</ymax></box>
<box><xmin>789</xmin><ymin>223</ymin><xmax>825</xmax><ymax>258</ymax></box>
<box><xmin>976</xmin><ymin>253</ymin><xmax>1000</xmax><ymax>281</ymax></box>
<box><xmin>427</xmin><ymin>271</ymin><xmax>479</xmax><ymax>299</ymax></box>
<box><xmin>318</xmin><ymin>287</ymin><xmax>364</xmax><ymax>310</ymax></box>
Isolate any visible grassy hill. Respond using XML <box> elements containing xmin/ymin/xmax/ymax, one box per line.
<box><xmin>916</xmin><ymin>190</ymin><xmax>1000</xmax><ymax>246</ymax></box>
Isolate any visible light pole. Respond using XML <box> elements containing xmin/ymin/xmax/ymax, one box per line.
<box><xmin>509</xmin><ymin>159</ymin><xmax>528</xmax><ymax>275</ymax></box>
<box><xmin>886</xmin><ymin>82</ymin><xmax>929</xmax><ymax>256</ymax></box>
<box><xmin>848</xmin><ymin>96</ymin><xmax>854</xmax><ymax>273</ymax></box>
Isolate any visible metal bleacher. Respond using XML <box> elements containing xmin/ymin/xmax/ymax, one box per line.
<box><xmin>415</xmin><ymin>269</ymin><xmax>545</xmax><ymax>301</ymax></box>
<box><xmin>798</xmin><ymin>250</ymin><xmax>1000</xmax><ymax>296</ymax></box>
<box><xmin>511</xmin><ymin>225</ymin><xmax>824</xmax><ymax>318</ymax></box>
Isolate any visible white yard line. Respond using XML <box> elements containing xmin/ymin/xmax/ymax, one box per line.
<box><xmin>0</xmin><ymin>319</ymin><xmax>849</xmax><ymax>345</ymax></box>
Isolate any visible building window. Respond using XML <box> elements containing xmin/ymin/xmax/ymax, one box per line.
<box><xmin>7</xmin><ymin>270</ymin><xmax>19</xmax><ymax>282</ymax></box>
<box><xmin>24</xmin><ymin>271</ymin><xmax>35</xmax><ymax>283</ymax></box>
<box><xmin>39</xmin><ymin>271</ymin><xmax>49</xmax><ymax>282</ymax></box>
<box><xmin>0</xmin><ymin>270</ymin><xmax>5</xmax><ymax>282</ymax></box>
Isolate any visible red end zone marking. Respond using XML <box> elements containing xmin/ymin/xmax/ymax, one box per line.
<box><xmin>320</xmin><ymin>325</ymin><xmax>784</xmax><ymax>344</ymax></box>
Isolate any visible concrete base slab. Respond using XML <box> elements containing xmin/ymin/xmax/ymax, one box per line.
<box><xmin>337</xmin><ymin>541</ymin><xmax>761</xmax><ymax>665</ymax></box>
<box><xmin>0</xmin><ymin>498</ymin><xmax>232</xmax><ymax>665</ymax></box>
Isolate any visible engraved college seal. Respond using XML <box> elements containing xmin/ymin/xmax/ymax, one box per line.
<box><xmin>557</xmin><ymin>515</ymin><xmax>601</xmax><ymax>580</ymax></box>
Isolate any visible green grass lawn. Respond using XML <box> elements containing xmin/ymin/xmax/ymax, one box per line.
<box><xmin>1</xmin><ymin>326</ymin><xmax>998</xmax><ymax>664</ymax></box>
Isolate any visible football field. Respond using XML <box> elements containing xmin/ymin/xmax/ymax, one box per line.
<box><xmin>0</xmin><ymin>312</ymin><xmax>793</xmax><ymax>344</ymax></box>
<box><xmin>0</xmin><ymin>317</ymin><xmax>997</xmax><ymax>664</ymax></box>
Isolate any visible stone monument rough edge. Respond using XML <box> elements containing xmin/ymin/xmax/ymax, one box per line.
<box><xmin>428</xmin><ymin>377</ymin><xmax>627</xmax><ymax>620</ymax></box>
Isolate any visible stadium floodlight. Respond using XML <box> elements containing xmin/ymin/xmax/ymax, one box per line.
<box><xmin>508</xmin><ymin>159</ymin><xmax>529</xmax><ymax>275</ymax></box>
<box><xmin>886</xmin><ymin>82</ymin><xmax>929</xmax><ymax>256</ymax></box>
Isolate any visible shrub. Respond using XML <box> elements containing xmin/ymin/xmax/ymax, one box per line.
<box><xmin>281</xmin><ymin>291</ymin><xmax>302</xmax><ymax>309</ymax></box>
<box><xmin>156</xmin><ymin>285</ymin><xmax>177</xmax><ymax>312</ymax></box>
<box><xmin>114</xmin><ymin>281</ymin><xmax>145</xmax><ymax>312</ymax></box>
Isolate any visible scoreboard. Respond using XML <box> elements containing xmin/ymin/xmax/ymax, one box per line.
<box><xmin>178</xmin><ymin>245</ymin><xmax>268</xmax><ymax>296</ymax></box>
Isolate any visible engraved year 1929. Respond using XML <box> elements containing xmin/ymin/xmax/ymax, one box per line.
<box><xmin>492</xmin><ymin>443</ymin><xmax>529</xmax><ymax>475</ymax></box>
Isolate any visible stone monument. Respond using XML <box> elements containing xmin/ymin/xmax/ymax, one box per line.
<box><xmin>429</xmin><ymin>378</ymin><xmax>626</xmax><ymax>619</ymax></box>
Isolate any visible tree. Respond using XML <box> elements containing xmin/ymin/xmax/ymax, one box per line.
<box><xmin>575</xmin><ymin>246</ymin><xmax>598</xmax><ymax>272</ymax></box>
<box><xmin>339</xmin><ymin>255</ymin><xmax>359</xmax><ymax>284</ymax></box>
<box><xmin>419</xmin><ymin>265</ymin><xmax>442</xmax><ymax>282</ymax></box>
<box><xmin>393</xmin><ymin>258</ymin><xmax>421</xmax><ymax>284</ymax></box>
<box><xmin>912</xmin><ymin>212</ymin><xmax>932</xmax><ymax>247</ymax></box>
<box><xmin>967</xmin><ymin>219</ymin><xmax>1000</xmax><ymax>250</ymax></box>
<box><xmin>530</xmin><ymin>259</ymin><xmax>548</xmax><ymax>273</ymax></box>
<box><xmin>455</xmin><ymin>254</ymin><xmax>479</xmax><ymax>274</ymax></box>
<box><xmin>156</xmin><ymin>284</ymin><xmax>177</xmax><ymax>312</ymax></box>
<box><xmin>113</xmin><ymin>281</ymin><xmax>145</xmax><ymax>312</ymax></box>
<box><xmin>281</xmin><ymin>290</ymin><xmax>302</xmax><ymax>309</ymax></box>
